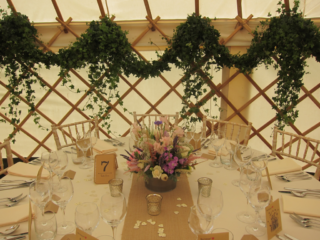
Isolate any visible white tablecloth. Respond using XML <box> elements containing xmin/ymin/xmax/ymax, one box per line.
<box><xmin>0</xmin><ymin>137</ymin><xmax>319</xmax><ymax>240</ymax></box>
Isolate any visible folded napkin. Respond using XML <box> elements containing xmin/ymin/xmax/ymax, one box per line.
<box><xmin>208</xmin><ymin>139</ymin><xmax>236</xmax><ymax>156</ymax></box>
<box><xmin>93</xmin><ymin>138</ymin><xmax>118</xmax><ymax>154</ymax></box>
<box><xmin>7</xmin><ymin>162</ymin><xmax>50</xmax><ymax>179</ymax></box>
<box><xmin>282</xmin><ymin>194</ymin><xmax>320</xmax><ymax>217</ymax></box>
<box><xmin>261</xmin><ymin>158</ymin><xmax>302</xmax><ymax>176</ymax></box>
<box><xmin>0</xmin><ymin>204</ymin><xmax>30</xmax><ymax>227</ymax></box>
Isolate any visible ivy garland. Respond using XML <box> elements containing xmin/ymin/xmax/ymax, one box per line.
<box><xmin>0</xmin><ymin>0</ymin><xmax>320</xmax><ymax>139</ymax></box>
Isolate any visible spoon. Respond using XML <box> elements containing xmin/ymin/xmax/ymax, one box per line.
<box><xmin>290</xmin><ymin>191</ymin><xmax>320</xmax><ymax>198</ymax></box>
<box><xmin>0</xmin><ymin>225</ymin><xmax>20</xmax><ymax>235</ymax></box>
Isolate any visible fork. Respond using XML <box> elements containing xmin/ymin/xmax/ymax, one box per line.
<box><xmin>292</xmin><ymin>213</ymin><xmax>320</xmax><ymax>224</ymax></box>
<box><xmin>281</xmin><ymin>176</ymin><xmax>312</xmax><ymax>182</ymax></box>
<box><xmin>0</xmin><ymin>193</ymin><xmax>23</xmax><ymax>203</ymax></box>
<box><xmin>290</xmin><ymin>214</ymin><xmax>320</xmax><ymax>228</ymax></box>
<box><xmin>4</xmin><ymin>195</ymin><xmax>27</xmax><ymax>207</ymax></box>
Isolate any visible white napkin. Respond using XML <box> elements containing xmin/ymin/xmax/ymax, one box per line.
<box><xmin>7</xmin><ymin>162</ymin><xmax>50</xmax><ymax>179</ymax></box>
<box><xmin>261</xmin><ymin>158</ymin><xmax>302</xmax><ymax>176</ymax></box>
<box><xmin>282</xmin><ymin>194</ymin><xmax>320</xmax><ymax>217</ymax></box>
<box><xmin>0</xmin><ymin>204</ymin><xmax>30</xmax><ymax>227</ymax></box>
<box><xmin>93</xmin><ymin>138</ymin><xmax>118</xmax><ymax>154</ymax></box>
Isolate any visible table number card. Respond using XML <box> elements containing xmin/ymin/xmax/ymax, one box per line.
<box><xmin>198</xmin><ymin>232</ymin><xmax>229</xmax><ymax>240</ymax></box>
<box><xmin>265</xmin><ymin>198</ymin><xmax>282</xmax><ymax>240</ymax></box>
<box><xmin>94</xmin><ymin>153</ymin><xmax>117</xmax><ymax>184</ymax></box>
<box><xmin>76</xmin><ymin>228</ymin><xmax>98</xmax><ymax>240</ymax></box>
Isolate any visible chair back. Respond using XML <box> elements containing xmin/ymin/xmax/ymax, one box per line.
<box><xmin>51</xmin><ymin>116</ymin><xmax>99</xmax><ymax>150</ymax></box>
<box><xmin>202</xmin><ymin>116</ymin><xmax>252</xmax><ymax>146</ymax></box>
<box><xmin>272</xmin><ymin>126</ymin><xmax>320</xmax><ymax>179</ymax></box>
<box><xmin>133</xmin><ymin>112</ymin><xmax>179</xmax><ymax>127</ymax></box>
<box><xmin>0</xmin><ymin>138</ymin><xmax>14</xmax><ymax>175</ymax></box>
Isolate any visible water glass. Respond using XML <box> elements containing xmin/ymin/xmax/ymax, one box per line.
<box><xmin>188</xmin><ymin>204</ymin><xmax>213</xmax><ymax>237</ymax></box>
<box><xmin>109</xmin><ymin>178</ymin><xmax>124</xmax><ymax>197</ymax></box>
<box><xmin>34</xmin><ymin>211</ymin><xmax>57</xmax><ymax>240</ymax></box>
<box><xmin>146</xmin><ymin>194</ymin><xmax>162</xmax><ymax>216</ymax></box>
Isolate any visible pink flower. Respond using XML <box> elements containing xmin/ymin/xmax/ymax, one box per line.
<box><xmin>173</xmin><ymin>126</ymin><xmax>184</xmax><ymax>137</ymax></box>
<box><xmin>154</xmin><ymin>142</ymin><xmax>164</xmax><ymax>154</ymax></box>
<box><xmin>131</xmin><ymin>122</ymin><xmax>141</xmax><ymax>137</ymax></box>
<box><xmin>161</xmin><ymin>136</ymin><xmax>172</xmax><ymax>147</ymax></box>
<box><xmin>160</xmin><ymin>116</ymin><xmax>170</xmax><ymax>131</ymax></box>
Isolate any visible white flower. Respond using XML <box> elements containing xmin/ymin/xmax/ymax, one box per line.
<box><xmin>137</xmin><ymin>163</ymin><xmax>144</xmax><ymax>169</ymax></box>
<box><xmin>160</xmin><ymin>173</ymin><xmax>168</xmax><ymax>181</ymax></box>
<box><xmin>180</xmin><ymin>146</ymin><xmax>190</xmax><ymax>158</ymax></box>
<box><xmin>152</xmin><ymin>165</ymin><xmax>163</xmax><ymax>179</ymax></box>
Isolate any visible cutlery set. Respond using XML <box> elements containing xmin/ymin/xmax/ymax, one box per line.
<box><xmin>276</xmin><ymin>233</ymin><xmax>300</xmax><ymax>240</ymax></box>
<box><xmin>276</xmin><ymin>172</ymin><xmax>312</xmax><ymax>182</ymax></box>
<box><xmin>104</xmin><ymin>138</ymin><xmax>125</xmax><ymax>146</ymax></box>
<box><xmin>290</xmin><ymin>213</ymin><xmax>320</xmax><ymax>229</ymax></box>
<box><xmin>0</xmin><ymin>180</ymin><xmax>34</xmax><ymax>191</ymax></box>
<box><xmin>0</xmin><ymin>195</ymin><xmax>27</xmax><ymax>207</ymax></box>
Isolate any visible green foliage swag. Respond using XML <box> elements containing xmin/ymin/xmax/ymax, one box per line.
<box><xmin>0</xmin><ymin>0</ymin><xmax>319</xmax><ymax>138</ymax></box>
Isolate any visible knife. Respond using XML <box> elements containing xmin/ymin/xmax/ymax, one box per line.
<box><xmin>0</xmin><ymin>236</ymin><xmax>26</xmax><ymax>240</ymax></box>
<box><xmin>279</xmin><ymin>191</ymin><xmax>320</xmax><ymax>194</ymax></box>
<box><xmin>284</xmin><ymin>233</ymin><xmax>300</xmax><ymax>240</ymax></box>
<box><xmin>284</xmin><ymin>187</ymin><xmax>320</xmax><ymax>192</ymax></box>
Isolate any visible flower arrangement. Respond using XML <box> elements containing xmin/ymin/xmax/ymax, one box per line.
<box><xmin>121</xmin><ymin>116</ymin><xmax>201</xmax><ymax>182</ymax></box>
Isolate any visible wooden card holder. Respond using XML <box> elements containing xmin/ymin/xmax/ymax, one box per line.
<box><xmin>94</xmin><ymin>153</ymin><xmax>118</xmax><ymax>184</ymax></box>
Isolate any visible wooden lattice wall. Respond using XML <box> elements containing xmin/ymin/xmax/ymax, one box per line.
<box><xmin>0</xmin><ymin>0</ymin><xmax>319</xmax><ymax>166</ymax></box>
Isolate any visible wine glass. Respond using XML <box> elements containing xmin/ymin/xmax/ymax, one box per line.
<box><xmin>51</xmin><ymin>176</ymin><xmax>75</xmax><ymax>234</ymax></box>
<box><xmin>75</xmin><ymin>202</ymin><xmax>100</xmax><ymax>235</ymax></box>
<box><xmin>29</xmin><ymin>178</ymin><xmax>52</xmax><ymax>217</ymax></box>
<box><xmin>238</xmin><ymin>165</ymin><xmax>262</xmax><ymax>224</ymax></box>
<box><xmin>246</xmin><ymin>182</ymin><xmax>271</xmax><ymax>236</ymax></box>
<box><xmin>197</xmin><ymin>187</ymin><xmax>223</xmax><ymax>222</ymax></box>
<box><xmin>208</xmin><ymin>127</ymin><xmax>226</xmax><ymax>168</ymax></box>
<box><xmin>188</xmin><ymin>204</ymin><xmax>213</xmax><ymax>239</ymax></box>
<box><xmin>251</xmin><ymin>155</ymin><xmax>269</xmax><ymax>172</ymax></box>
<box><xmin>232</xmin><ymin>144</ymin><xmax>253</xmax><ymax>186</ymax></box>
<box><xmin>192</xmin><ymin>122</ymin><xmax>204</xmax><ymax>153</ymax></box>
<box><xmin>76</xmin><ymin>130</ymin><xmax>93</xmax><ymax>169</ymax></box>
<box><xmin>100</xmin><ymin>192</ymin><xmax>127</xmax><ymax>240</ymax></box>
<box><xmin>49</xmin><ymin>150</ymin><xmax>68</xmax><ymax>180</ymax></box>
<box><xmin>90</xmin><ymin>130</ymin><xmax>98</xmax><ymax>162</ymax></box>
<box><xmin>41</xmin><ymin>151</ymin><xmax>54</xmax><ymax>175</ymax></box>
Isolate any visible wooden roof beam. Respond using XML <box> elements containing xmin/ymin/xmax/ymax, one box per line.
<box><xmin>97</xmin><ymin>0</ymin><xmax>106</xmax><ymax>19</ymax></box>
<box><xmin>51</xmin><ymin>0</ymin><xmax>68</xmax><ymax>33</ymax></box>
<box><xmin>195</xmin><ymin>0</ymin><xmax>199</xmax><ymax>17</ymax></box>
<box><xmin>237</xmin><ymin>0</ymin><xmax>242</xmax><ymax>19</ymax></box>
<box><xmin>6</xmin><ymin>0</ymin><xmax>17</xmax><ymax>16</ymax></box>
<box><xmin>144</xmin><ymin>0</ymin><xmax>155</xmax><ymax>31</ymax></box>
<box><xmin>284</xmin><ymin>0</ymin><xmax>290</xmax><ymax>16</ymax></box>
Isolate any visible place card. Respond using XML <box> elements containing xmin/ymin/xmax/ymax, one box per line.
<box><xmin>76</xmin><ymin>228</ymin><xmax>98</xmax><ymax>240</ymax></box>
<box><xmin>62</xmin><ymin>170</ymin><xmax>76</xmax><ymax>179</ymax></box>
<box><xmin>94</xmin><ymin>153</ymin><xmax>117</xmax><ymax>184</ymax></box>
<box><xmin>265</xmin><ymin>198</ymin><xmax>282</xmax><ymax>240</ymax></box>
<box><xmin>44</xmin><ymin>201</ymin><xmax>59</xmax><ymax>213</ymax></box>
<box><xmin>198</xmin><ymin>232</ymin><xmax>229</xmax><ymax>240</ymax></box>
<box><xmin>241</xmin><ymin>234</ymin><xmax>258</xmax><ymax>240</ymax></box>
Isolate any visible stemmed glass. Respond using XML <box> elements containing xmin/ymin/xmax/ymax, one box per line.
<box><xmin>188</xmin><ymin>204</ymin><xmax>213</xmax><ymax>239</ymax></box>
<box><xmin>75</xmin><ymin>202</ymin><xmax>100</xmax><ymax>235</ymax></box>
<box><xmin>197</xmin><ymin>187</ymin><xmax>223</xmax><ymax>224</ymax></box>
<box><xmin>246</xmin><ymin>182</ymin><xmax>271</xmax><ymax>236</ymax></box>
<box><xmin>76</xmin><ymin>130</ymin><xmax>92</xmax><ymax>169</ymax></box>
<box><xmin>208</xmin><ymin>127</ymin><xmax>226</xmax><ymax>168</ymax></box>
<box><xmin>192</xmin><ymin>122</ymin><xmax>204</xmax><ymax>153</ymax></box>
<box><xmin>51</xmin><ymin>176</ymin><xmax>75</xmax><ymax>234</ymax></box>
<box><xmin>238</xmin><ymin>164</ymin><xmax>262</xmax><ymax>224</ymax></box>
<box><xmin>251</xmin><ymin>155</ymin><xmax>269</xmax><ymax>172</ymax></box>
<box><xmin>90</xmin><ymin>130</ymin><xmax>98</xmax><ymax>162</ymax></box>
<box><xmin>29</xmin><ymin>178</ymin><xmax>52</xmax><ymax>217</ymax></box>
<box><xmin>49</xmin><ymin>150</ymin><xmax>68</xmax><ymax>180</ymax></box>
<box><xmin>100</xmin><ymin>192</ymin><xmax>127</xmax><ymax>240</ymax></box>
<box><xmin>232</xmin><ymin>144</ymin><xmax>253</xmax><ymax>186</ymax></box>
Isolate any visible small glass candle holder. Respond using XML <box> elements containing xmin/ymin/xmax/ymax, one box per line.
<box><xmin>109</xmin><ymin>178</ymin><xmax>123</xmax><ymax>197</ymax></box>
<box><xmin>146</xmin><ymin>194</ymin><xmax>163</xmax><ymax>216</ymax></box>
<box><xmin>197</xmin><ymin>177</ymin><xmax>213</xmax><ymax>197</ymax></box>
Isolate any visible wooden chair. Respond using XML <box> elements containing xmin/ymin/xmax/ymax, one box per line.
<box><xmin>202</xmin><ymin>116</ymin><xmax>252</xmax><ymax>146</ymax></box>
<box><xmin>133</xmin><ymin>112</ymin><xmax>179</xmax><ymax>127</ymax></box>
<box><xmin>0</xmin><ymin>138</ymin><xmax>14</xmax><ymax>175</ymax></box>
<box><xmin>272</xmin><ymin>126</ymin><xmax>320</xmax><ymax>180</ymax></box>
<box><xmin>51</xmin><ymin>117</ymin><xmax>99</xmax><ymax>150</ymax></box>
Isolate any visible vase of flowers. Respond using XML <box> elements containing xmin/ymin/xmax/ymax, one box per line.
<box><xmin>121</xmin><ymin>116</ymin><xmax>200</xmax><ymax>192</ymax></box>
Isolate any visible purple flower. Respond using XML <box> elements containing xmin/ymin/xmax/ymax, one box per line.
<box><xmin>154</xmin><ymin>121</ymin><xmax>162</xmax><ymax>126</ymax></box>
<box><xmin>179</xmin><ymin>158</ymin><xmax>186</xmax><ymax>164</ymax></box>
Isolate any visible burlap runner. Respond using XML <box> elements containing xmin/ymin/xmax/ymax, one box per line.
<box><xmin>121</xmin><ymin>174</ymin><xmax>195</xmax><ymax>240</ymax></box>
